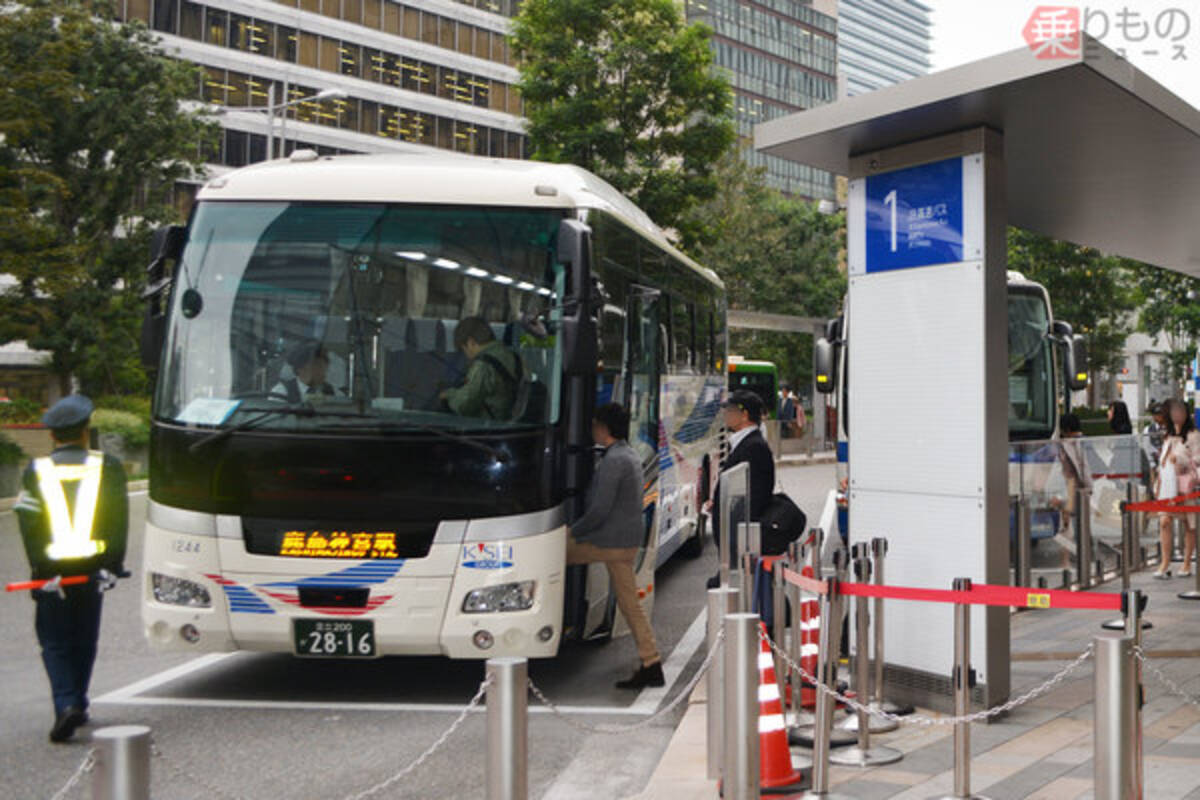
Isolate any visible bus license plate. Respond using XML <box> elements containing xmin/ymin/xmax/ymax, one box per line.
<box><xmin>293</xmin><ymin>619</ymin><xmax>376</xmax><ymax>658</ymax></box>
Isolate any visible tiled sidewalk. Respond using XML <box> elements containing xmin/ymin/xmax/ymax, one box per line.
<box><xmin>632</xmin><ymin>570</ymin><xmax>1200</xmax><ymax>800</ymax></box>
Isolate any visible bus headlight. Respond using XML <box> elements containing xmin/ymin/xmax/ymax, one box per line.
<box><xmin>462</xmin><ymin>581</ymin><xmax>536</xmax><ymax>613</ymax></box>
<box><xmin>151</xmin><ymin>573</ymin><xmax>212</xmax><ymax>608</ymax></box>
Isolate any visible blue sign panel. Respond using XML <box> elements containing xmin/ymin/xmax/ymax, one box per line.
<box><xmin>865</xmin><ymin>157</ymin><xmax>964</xmax><ymax>272</ymax></box>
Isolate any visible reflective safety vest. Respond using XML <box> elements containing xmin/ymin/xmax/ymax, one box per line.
<box><xmin>36</xmin><ymin>452</ymin><xmax>107</xmax><ymax>561</ymax></box>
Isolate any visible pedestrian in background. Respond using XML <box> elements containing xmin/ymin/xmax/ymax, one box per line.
<box><xmin>1107</xmin><ymin>399</ymin><xmax>1133</xmax><ymax>434</ymax></box>
<box><xmin>566</xmin><ymin>403</ymin><xmax>663</xmax><ymax>689</ymax></box>
<box><xmin>1153</xmin><ymin>398</ymin><xmax>1199</xmax><ymax>579</ymax></box>
<box><xmin>1142</xmin><ymin>401</ymin><xmax>1167</xmax><ymax>491</ymax></box>
<box><xmin>1051</xmin><ymin>413</ymin><xmax>1092</xmax><ymax>545</ymax></box>
<box><xmin>14</xmin><ymin>395</ymin><xmax>128</xmax><ymax>742</ymax></box>
<box><xmin>706</xmin><ymin>390</ymin><xmax>774</xmax><ymax>589</ymax></box>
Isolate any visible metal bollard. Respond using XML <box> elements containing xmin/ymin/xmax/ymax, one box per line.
<box><xmin>798</xmin><ymin>551</ymin><xmax>853</xmax><ymax>800</ymax></box>
<box><xmin>932</xmin><ymin>579</ymin><xmax>991</xmax><ymax>800</ymax></box>
<box><xmin>1104</xmin><ymin>511</ymin><xmax>1154</xmax><ymax>631</ymax></box>
<box><xmin>1076</xmin><ymin>487</ymin><xmax>1094</xmax><ymax>589</ymax></box>
<box><xmin>831</xmin><ymin>546</ymin><xmax>902</xmax><ymax>764</ymax></box>
<box><xmin>1173</xmin><ymin>515</ymin><xmax>1183</xmax><ymax>564</ymax></box>
<box><xmin>92</xmin><ymin>725</ymin><xmax>151</xmax><ymax>800</ymax></box>
<box><xmin>741</xmin><ymin>550</ymin><xmax>759</xmax><ymax>615</ymax></box>
<box><xmin>1132</xmin><ymin>483</ymin><xmax>1147</xmax><ymax>572</ymax></box>
<box><xmin>1093</xmin><ymin>632</ymin><xmax>1143</xmax><ymax>800</ymax></box>
<box><xmin>1016</xmin><ymin>495</ymin><xmax>1033</xmax><ymax>590</ymax></box>
<box><xmin>723</xmin><ymin>613</ymin><xmax>761</xmax><ymax>800</ymax></box>
<box><xmin>486</xmin><ymin>657</ymin><xmax>528</xmax><ymax>800</ymax></box>
<box><xmin>707</xmin><ymin>586</ymin><xmax>740</xmax><ymax>779</ymax></box>
<box><xmin>785</xmin><ymin>544</ymin><xmax>815</xmax><ymax>729</ymax></box>
<box><xmin>771</xmin><ymin>557</ymin><xmax>789</xmax><ymax>715</ymax></box>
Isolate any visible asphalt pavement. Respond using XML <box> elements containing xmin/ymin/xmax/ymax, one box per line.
<box><xmin>0</xmin><ymin>463</ymin><xmax>836</xmax><ymax>800</ymax></box>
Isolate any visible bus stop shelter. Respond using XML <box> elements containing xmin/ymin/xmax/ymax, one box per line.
<box><xmin>753</xmin><ymin>34</ymin><xmax>1200</xmax><ymax>709</ymax></box>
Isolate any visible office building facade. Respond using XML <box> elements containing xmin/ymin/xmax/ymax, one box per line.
<box><xmin>685</xmin><ymin>0</ymin><xmax>838</xmax><ymax>200</ymax></box>
<box><xmin>116</xmin><ymin>0</ymin><xmax>526</xmax><ymax>171</ymax></box>
<box><xmin>837</xmin><ymin>0</ymin><xmax>931</xmax><ymax>96</ymax></box>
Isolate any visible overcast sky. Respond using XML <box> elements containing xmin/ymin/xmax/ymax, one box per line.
<box><xmin>924</xmin><ymin>0</ymin><xmax>1200</xmax><ymax>112</ymax></box>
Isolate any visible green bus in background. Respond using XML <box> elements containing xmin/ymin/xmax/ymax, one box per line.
<box><xmin>727</xmin><ymin>357</ymin><xmax>778</xmax><ymax>420</ymax></box>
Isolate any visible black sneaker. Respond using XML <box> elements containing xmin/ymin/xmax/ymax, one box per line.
<box><xmin>49</xmin><ymin>707</ymin><xmax>86</xmax><ymax>743</ymax></box>
<box><xmin>616</xmin><ymin>662</ymin><xmax>665</xmax><ymax>690</ymax></box>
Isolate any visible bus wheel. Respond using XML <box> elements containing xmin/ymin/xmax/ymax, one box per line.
<box><xmin>681</xmin><ymin>510</ymin><xmax>706</xmax><ymax>558</ymax></box>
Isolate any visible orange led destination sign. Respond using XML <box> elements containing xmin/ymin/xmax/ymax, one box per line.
<box><xmin>279</xmin><ymin>530</ymin><xmax>400</xmax><ymax>559</ymax></box>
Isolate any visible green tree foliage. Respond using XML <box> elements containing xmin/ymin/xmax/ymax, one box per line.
<box><xmin>511</xmin><ymin>0</ymin><xmax>735</xmax><ymax>241</ymax></box>
<box><xmin>1127</xmin><ymin>262</ymin><xmax>1200</xmax><ymax>385</ymax></box>
<box><xmin>0</xmin><ymin>0</ymin><xmax>215</xmax><ymax>397</ymax></box>
<box><xmin>1007</xmin><ymin>228</ymin><xmax>1140</xmax><ymax>383</ymax></box>
<box><xmin>682</xmin><ymin>153</ymin><xmax>845</xmax><ymax>391</ymax></box>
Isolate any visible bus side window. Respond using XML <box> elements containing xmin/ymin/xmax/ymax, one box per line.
<box><xmin>669</xmin><ymin>295</ymin><xmax>694</xmax><ymax>373</ymax></box>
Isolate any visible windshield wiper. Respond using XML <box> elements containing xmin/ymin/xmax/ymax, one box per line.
<box><xmin>187</xmin><ymin>405</ymin><xmax>370</xmax><ymax>453</ymax></box>
<box><xmin>322</xmin><ymin>418</ymin><xmax>510</xmax><ymax>462</ymax></box>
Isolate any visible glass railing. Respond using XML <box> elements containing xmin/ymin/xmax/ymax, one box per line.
<box><xmin>1009</xmin><ymin>433</ymin><xmax>1162</xmax><ymax>591</ymax></box>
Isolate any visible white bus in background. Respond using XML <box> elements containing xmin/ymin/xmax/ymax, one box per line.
<box><xmin>139</xmin><ymin>151</ymin><xmax>726</xmax><ymax>660</ymax></box>
<box><xmin>815</xmin><ymin>271</ymin><xmax>1088</xmax><ymax>545</ymax></box>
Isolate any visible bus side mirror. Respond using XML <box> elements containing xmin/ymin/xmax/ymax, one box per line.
<box><xmin>140</xmin><ymin>225</ymin><xmax>186</xmax><ymax>368</ymax></box>
<box><xmin>1066</xmin><ymin>334</ymin><xmax>1088</xmax><ymax>391</ymax></box>
<box><xmin>814</xmin><ymin>338</ymin><xmax>836</xmax><ymax>394</ymax></box>
<box><xmin>557</xmin><ymin>219</ymin><xmax>597</xmax><ymax>376</ymax></box>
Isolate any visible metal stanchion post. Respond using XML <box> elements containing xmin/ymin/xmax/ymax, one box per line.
<box><xmin>92</xmin><ymin>726</ymin><xmax>151</xmax><ymax>800</ymax></box>
<box><xmin>1133</xmin><ymin>483</ymin><xmax>1147</xmax><ymax>571</ymax></box>
<box><xmin>1173</xmin><ymin>515</ymin><xmax>1183</xmax><ymax>564</ymax></box>
<box><xmin>1075</xmin><ymin>486</ymin><xmax>1094</xmax><ymax>589</ymax></box>
<box><xmin>771</xmin><ymin>558</ymin><xmax>790</xmax><ymax>726</ymax></box>
<box><xmin>932</xmin><ymin>579</ymin><xmax>990</xmax><ymax>800</ymax></box>
<box><xmin>831</xmin><ymin>546</ymin><xmax>901</xmax><ymax>764</ymax></box>
<box><xmin>871</xmin><ymin>537</ymin><xmax>912</xmax><ymax>718</ymax></box>
<box><xmin>723</xmin><ymin>613</ymin><xmax>761</xmax><ymax>800</ymax></box>
<box><xmin>1016</xmin><ymin>495</ymin><xmax>1032</xmax><ymax>590</ymax></box>
<box><xmin>799</xmin><ymin>551</ymin><xmax>853</xmax><ymax>800</ymax></box>
<box><xmin>1104</xmin><ymin>510</ymin><xmax>1154</xmax><ymax>630</ymax></box>
<box><xmin>1179</xmin><ymin>540</ymin><xmax>1200</xmax><ymax>600</ymax></box>
<box><xmin>741</xmin><ymin>550</ymin><xmax>759</xmax><ymax>615</ymax></box>
<box><xmin>707</xmin><ymin>586</ymin><xmax>740</xmax><ymax>779</ymax></box>
<box><xmin>1093</xmin><ymin>632</ymin><xmax>1142</xmax><ymax>800</ymax></box>
<box><xmin>486</xmin><ymin>657</ymin><xmax>528</xmax><ymax>800</ymax></box>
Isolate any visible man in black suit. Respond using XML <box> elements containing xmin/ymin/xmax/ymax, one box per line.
<box><xmin>706</xmin><ymin>390</ymin><xmax>775</xmax><ymax>589</ymax></box>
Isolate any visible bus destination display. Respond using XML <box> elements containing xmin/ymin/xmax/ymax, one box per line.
<box><xmin>279</xmin><ymin>530</ymin><xmax>400</xmax><ymax>559</ymax></box>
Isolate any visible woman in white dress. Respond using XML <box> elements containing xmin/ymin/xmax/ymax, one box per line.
<box><xmin>1154</xmin><ymin>398</ymin><xmax>1199</xmax><ymax>578</ymax></box>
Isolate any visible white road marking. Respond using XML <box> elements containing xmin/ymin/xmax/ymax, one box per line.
<box><xmin>627</xmin><ymin>606</ymin><xmax>708</xmax><ymax>714</ymax></box>
<box><xmin>92</xmin><ymin>653</ymin><xmax>235</xmax><ymax>703</ymax></box>
<box><xmin>92</xmin><ymin>651</ymin><xmax>659</xmax><ymax>716</ymax></box>
<box><xmin>93</xmin><ymin>695</ymin><xmax>651</xmax><ymax>716</ymax></box>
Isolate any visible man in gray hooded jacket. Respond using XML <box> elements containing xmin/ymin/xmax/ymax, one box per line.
<box><xmin>567</xmin><ymin>403</ymin><xmax>663</xmax><ymax>689</ymax></box>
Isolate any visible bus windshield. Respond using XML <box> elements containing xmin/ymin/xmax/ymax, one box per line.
<box><xmin>1008</xmin><ymin>289</ymin><xmax>1055</xmax><ymax>440</ymax></box>
<box><xmin>155</xmin><ymin>202</ymin><xmax>565</xmax><ymax>431</ymax></box>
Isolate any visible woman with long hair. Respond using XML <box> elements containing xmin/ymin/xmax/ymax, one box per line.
<box><xmin>1154</xmin><ymin>398</ymin><xmax>1199</xmax><ymax>578</ymax></box>
<box><xmin>1108</xmin><ymin>400</ymin><xmax>1133</xmax><ymax>435</ymax></box>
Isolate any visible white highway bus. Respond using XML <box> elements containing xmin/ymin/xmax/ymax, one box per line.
<box><xmin>815</xmin><ymin>271</ymin><xmax>1088</xmax><ymax>542</ymax></box>
<box><xmin>139</xmin><ymin>152</ymin><xmax>726</xmax><ymax>659</ymax></box>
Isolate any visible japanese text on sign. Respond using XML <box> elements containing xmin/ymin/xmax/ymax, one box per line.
<box><xmin>279</xmin><ymin>530</ymin><xmax>400</xmax><ymax>559</ymax></box>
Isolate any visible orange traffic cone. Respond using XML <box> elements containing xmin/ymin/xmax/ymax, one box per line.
<box><xmin>757</xmin><ymin>621</ymin><xmax>807</xmax><ymax>794</ymax></box>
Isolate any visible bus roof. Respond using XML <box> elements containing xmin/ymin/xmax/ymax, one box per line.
<box><xmin>196</xmin><ymin>151</ymin><xmax>722</xmax><ymax>289</ymax></box>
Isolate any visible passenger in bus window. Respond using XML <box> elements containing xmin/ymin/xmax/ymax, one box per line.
<box><xmin>271</xmin><ymin>340</ymin><xmax>337</xmax><ymax>402</ymax></box>
<box><xmin>566</xmin><ymin>403</ymin><xmax>664</xmax><ymax>689</ymax></box>
<box><xmin>440</xmin><ymin>317</ymin><xmax>521</xmax><ymax>420</ymax></box>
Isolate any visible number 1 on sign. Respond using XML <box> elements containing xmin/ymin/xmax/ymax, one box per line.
<box><xmin>883</xmin><ymin>189</ymin><xmax>898</xmax><ymax>252</ymax></box>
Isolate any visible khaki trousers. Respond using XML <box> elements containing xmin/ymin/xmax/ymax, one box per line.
<box><xmin>567</xmin><ymin>537</ymin><xmax>660</xmax><ymax>666</ymax></box>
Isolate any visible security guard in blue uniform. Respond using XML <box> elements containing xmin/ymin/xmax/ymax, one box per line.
<box><xmin>14</xmin><ymin>395</ymin><xmax>128</xmax><ymax>742</ymax></box>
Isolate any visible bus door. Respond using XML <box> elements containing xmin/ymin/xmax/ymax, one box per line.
<box><xmin>582</xmin><ymin>286</ymin><xmax>663</xmax><ymax>639</ymax></box>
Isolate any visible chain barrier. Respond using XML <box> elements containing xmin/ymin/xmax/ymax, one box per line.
<box><xmin>148</xmin><ymin>676</ymin><xmax>491</xmax><ymax>800</ymax></box>
<box><xmin>758</xmin><ymin>627</ymin><xmax>1095</xmax><ymax>727</ymax></box>
<box><xmin>1135</xmin><ymin>647</ymin><xmax>1200</xmax><ymax>711</ymax></box>
<box><xmin>48</xmin><ymin>749</ymin><xmax>95</xmax><ymax>800</ymax></box>
<box><xmin>527</xmin><ymin>628</ymin><xmax>725</xmax><ymax>734</ymax></box>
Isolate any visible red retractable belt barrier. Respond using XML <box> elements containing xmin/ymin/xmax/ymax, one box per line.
<box><xmin>5</xmin><ymin>575</ymin><xmax>91</xmax><ymax>592</ymax></box>
<box><xmin>1125</xmin><ymin>488</ymin><xmax>1200</xmax><ymax>514</ymax></box>
<box><xmin>781</xmin><ymin>567</ymin><xmax>828</xmax><ymax>596</ymax></box>
<box><xmin>838</xmin><ymin>581</ymin><xmax>1122</xmax><ymax>611</ymax></box>
<box><xmin>779</xmin><ymin>565</ymin><xmax>1122</xmax><ymax>611</ymax></box>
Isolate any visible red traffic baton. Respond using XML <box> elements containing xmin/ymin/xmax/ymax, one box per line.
<box><xmin>6</xmin><ymin>575</ymin><xmax>91</xmax><ymax>593</ymax></box>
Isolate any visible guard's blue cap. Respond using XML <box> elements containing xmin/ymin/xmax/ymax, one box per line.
<box><xmin>41</xmin><ymin>395</ymin><xmax>94</xmax><ymax>430</ymax></box>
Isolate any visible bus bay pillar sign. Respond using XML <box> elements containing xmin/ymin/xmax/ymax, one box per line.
<box><xmin>846</xmin><ymin>128</ymin><xmax>1010</xmax><ymax>709</ymax></box>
